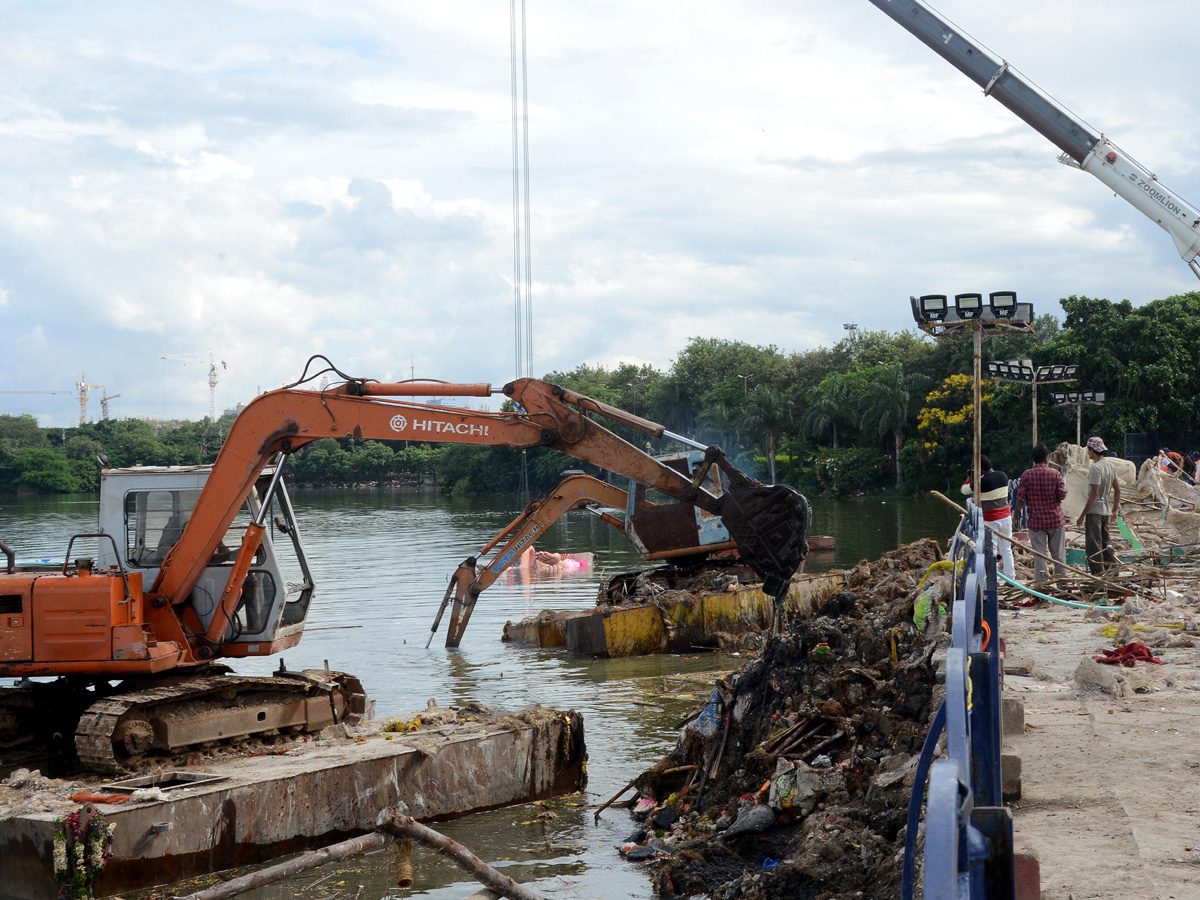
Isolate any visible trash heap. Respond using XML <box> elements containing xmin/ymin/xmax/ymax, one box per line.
<box><xmin>622</xmin><ymin>539</ymin><xmax>945</xmax><ymax>900</ymax></box>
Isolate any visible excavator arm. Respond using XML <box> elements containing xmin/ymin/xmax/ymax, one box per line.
<box><xmin>432</xmin><ymin>474</ymin><xmax>629</xmax><ymax>647</ymax></box>
<box><xmin>153</xmin><ymin>374</ymin><xmax>810</xmax><ymax>657</ymax></box>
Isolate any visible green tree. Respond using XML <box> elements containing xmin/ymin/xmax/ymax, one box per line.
<box><xmin>12</xmin><ymin>448</ymin><xmax>81</xmax><ymax>493</ymax></box>
<box><xmin>859</xmin><ymin>364</ymin><xmax>932</xmax><ymax>486</ymax></box>
<box><xmin>352</xmin><ymin>441</ymin><xmax>395</xmax><ymax>483</ymax></box>
<box><xmin>802</xmin><ymin>375</ymin><xmax>856</xmax><ymax>448</ymax></box>
<box><xmin>738</xmin><ymin>385</ymin><xmax>794</xmax><ymax>483</ymax></box>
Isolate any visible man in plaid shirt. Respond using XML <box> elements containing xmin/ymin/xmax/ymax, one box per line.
<box><xmin>1014</xmin><ymin>442</ymin><xmax>1068</xmax><ymax>582</ymax></box>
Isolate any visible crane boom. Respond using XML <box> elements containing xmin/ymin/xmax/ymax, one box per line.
<box><xmin>866</xmin><ymin>0</ymin><xmax>1200</xmax><ymax>279</ymax></box>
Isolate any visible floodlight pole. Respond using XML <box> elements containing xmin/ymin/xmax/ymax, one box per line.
<box><xmin>1032</xmin><ymin>380</ymin><xmax>1039</xmax><ymax>447</ymax></box>
<box><xmin>973</xmin><ymin>324</ymin><xmax>982</xmax><ymax>506</ymax></box>
<box><xmin>1076</xmin><ymin>404</ymin><xmax>1082</xmax><ymax>448</ymax></box>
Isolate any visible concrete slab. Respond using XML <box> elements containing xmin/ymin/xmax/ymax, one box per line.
<box><xmin>502</xmin><ymin>573</ymin><xmax>845</xmax><ymax>657</ymax></box>
<box><xmin>0</xmin><ymin>706</ymin><xmax>585</xmax><ymax>900</ymax></box>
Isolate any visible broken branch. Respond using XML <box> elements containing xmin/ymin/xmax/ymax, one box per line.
<box><xmin>378</xmin><ymin>811</ymin><xmax>547</xmax><ymax>900</ymax></box>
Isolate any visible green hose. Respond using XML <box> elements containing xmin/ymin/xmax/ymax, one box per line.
<box><xmin>996</xmin><ymin>571</ymin><xmax>1116</xmax><ymax>610</ymax></box>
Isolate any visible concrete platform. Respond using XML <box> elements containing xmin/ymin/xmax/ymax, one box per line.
<box><xmin>501</xmin><ymin>572</ymin><xmax>845</xmax><ymax>656</ymax></box>
<box><xmin>0</xmin><ymin>707</ymin><xmax>585</xmax><ymax>899</ymax></box>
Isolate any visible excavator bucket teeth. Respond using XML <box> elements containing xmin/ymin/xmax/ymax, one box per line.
<box><xmin>719</xmin><ymin>484</ymin><xmax>811</xmax><ymax>599</ymax></box>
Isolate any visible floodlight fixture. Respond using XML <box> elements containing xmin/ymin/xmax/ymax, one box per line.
<box><xmin>989</xmin><ymin>291</ymin><xmax>1018</xmax><ymax>318</ymax></box>
<box><xmin>954</xmin><ymin>292</ymin><xmax>983</xmax><ymax>319</ymax></box>
<box><xmin>985</xmin><ymin>361</ymin><xmax>1003</xmax><ymax>378</ymax></box>
<box><xmin>1066</xmin><ymin>391</ymin><xmax>1081</xmax><ymax>403</ymax></box>
<box><xmin>919</xmin><ymin>294</ymin><xmax>948</xmax><ymax>322</ymax></box>
<box><xmin>1063</xmin><ymin>365</ymin><xmax>1078</xmax><ymax>379</ymax></box>
<box><xmin>1016</xmin><ymin>358</ymin><xmax>1035</xmax><ymax>381</ymax></box>
<box><xmin>1050</xmin><ymin>391</ymin><xmax>1068</xmax><ymax>404</ymax></box>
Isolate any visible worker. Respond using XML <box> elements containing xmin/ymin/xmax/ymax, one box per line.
<box><xmin>1076</xmin><ymin>436</ymin><xmax>1121</xmax><ymax>575</ymax></box>
<box><xmin>1014</xmin><ymin>442</ymin><xmax>1068</xmax><ymax>583</ymax></box>
<box><xmin>962</xmin><ymin>454</ymin><xmax>1015</xmax><ymax>578</ymax></box>
<box><xmin>1184</xmin><ymin>452</ymin><xmax>1197</xmax><ymax>486</ymax></box>
<box><xmin>1159</xmin><ymin>448</ymin><xmax>1184</xmax><ymax>477</ymax></box>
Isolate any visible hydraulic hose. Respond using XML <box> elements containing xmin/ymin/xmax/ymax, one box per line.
<box><xmin>996</xmin><ymin>571</ymin><xmax>1116</xmax><ymax>610</ymax></box>
<box><xmin>903</xmin><ymin>700</ymin><xmax>947</xmax><ymax>900</ymax></box>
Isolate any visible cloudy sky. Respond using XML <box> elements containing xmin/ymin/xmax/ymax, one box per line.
<box><xmin>2</xmin><ymin>0</ymin><xmax>1198</xmax><ymax>425</ymax></box>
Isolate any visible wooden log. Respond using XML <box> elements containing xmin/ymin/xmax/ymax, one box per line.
<box><xmin>593</xmin><ymin>777</ymin><xmax>636</xmax><ymax>824</ymax></box>
<box><xmin>176</xmin><ymin>810</ymin><xmax>547</xmax><ymax>900</ymax></box>
<box><xmin>378</xmin><ymin>812</ymin><xmax>547</xmax><ymax>900</ymax></box>
<box><xmin>175</xmin><ymin>832</ymin><xmax>395</xmax><ymax>900</ymax></box>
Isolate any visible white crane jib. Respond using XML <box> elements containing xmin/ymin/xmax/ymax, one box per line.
<box><xmin>160</xmin><ymin>352</ymin><xmax>227</xmax><ymax>421</ymax></box>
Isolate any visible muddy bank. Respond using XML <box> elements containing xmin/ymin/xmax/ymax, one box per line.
<box><xmin>620</xmin><ymin>539</ymin><xmax>945</xmax><ymax>899</ymax></box>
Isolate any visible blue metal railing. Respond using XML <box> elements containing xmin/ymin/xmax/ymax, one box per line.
<box><xmin>902</xmin><ymin>503</ymin><xmax>1015</xmax><ymax>900</ymax></box>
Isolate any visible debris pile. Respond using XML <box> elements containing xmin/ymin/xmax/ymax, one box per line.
<box><xmin>620</xmin><ymin>539</ymin><xmax>945</xmax><ymax>899</ymax></box>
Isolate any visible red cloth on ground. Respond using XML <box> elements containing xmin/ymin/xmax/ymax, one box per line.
<box><xmin>1092</xmin><ymin>641</ymin><xmax>1162</xmax><ymax>667</ymax></box>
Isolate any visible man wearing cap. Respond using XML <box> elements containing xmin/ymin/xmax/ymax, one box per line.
<box><xmin>1076</xmin><ymin>436</ymin><xmax>1121</xmax><ymax>575</ymax></box>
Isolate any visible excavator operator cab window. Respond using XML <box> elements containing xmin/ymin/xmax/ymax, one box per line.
<box><xmin>634</xmin><ymin>453</ymin><xmax>724</xmax><ymax>507</ymax></box>
<box><xmin>124</xmin><ymin>489</ymin><xmax>267</xmax><ymax>566</ymax></box>
<box><xmin>260</xmin><ymin>480</ymin><xmax>314</xmax><ymax>629</ymax></box>
<box><xmin>126</xmin><ymin>489</ymin><xmax>202</xmax><ymax>567</ymax></box>
<box><xmin>124</xmin><ymin>490</ymin><xmax>266</xmax><ymax>569</ymax></box>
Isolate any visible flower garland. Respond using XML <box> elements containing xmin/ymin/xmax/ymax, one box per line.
<box><xmin>52</xmin><ymin>807</ymin><xmax>116</xmax><ymax>900</ymax></box>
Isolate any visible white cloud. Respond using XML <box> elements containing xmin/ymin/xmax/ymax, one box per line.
<box><xmin>0</xmin><ymin>0</ymin><xmax>1196</xmax><ymax>425</ymax></box>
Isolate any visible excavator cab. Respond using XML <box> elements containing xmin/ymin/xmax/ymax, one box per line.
<box><xmin>96</xmin><ymin>464</ymin><xmax>314</xmax><ymax>649</ymax></box>
<box><xmin>624</xmin><ymin>450</ymin><xmax>738</xmax><ymax>561</ymax></box>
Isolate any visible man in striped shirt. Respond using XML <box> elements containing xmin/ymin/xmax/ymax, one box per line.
<box><xmin>962</xmin><ymin>454</ymin><xmax>1014</xmax><ymax>578</ymax></box>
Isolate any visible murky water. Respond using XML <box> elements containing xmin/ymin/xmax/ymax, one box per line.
<box><xmin>0</xmin><ymin>488</ymin><xmax>958</xmax><ymax>898</ymax></box>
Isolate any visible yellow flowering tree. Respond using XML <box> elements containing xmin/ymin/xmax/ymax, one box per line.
<box><xmin>907</xmin><ymin>374</ymin><xmax>994</xmax><ymax>487</ymax></box>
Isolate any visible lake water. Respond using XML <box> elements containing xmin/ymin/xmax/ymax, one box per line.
<box><xmin>0</xmin><ymin>488</ymin><xmax>959</xmax><ymax>899</ymax></box>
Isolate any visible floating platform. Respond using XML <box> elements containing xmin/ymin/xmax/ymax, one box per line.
<box><xmin>502</xmin><ymin>572</ymin><xmax>845</xmax><ymax>656</ymax></box>
<box><xmin>0</xmin><ymin>706</ymin><xmax>585</xmax><ymax>900</ymax></box>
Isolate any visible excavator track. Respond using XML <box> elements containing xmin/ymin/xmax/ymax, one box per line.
<box><xmin>76</xmin><ymin>671</ymin><xmax>369</xmax><ymax>774</ymax></box>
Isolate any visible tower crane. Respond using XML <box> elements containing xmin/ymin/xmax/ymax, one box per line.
<box><xmin>100</xmin><ymin>392</ymin><xmax>121</xmax><ymax>420</ymax></box>
<box><xmin>75</xmin><ymin>375</ymin><xmax>104</xmax><ymax>425</ymax></box>
<box><xmin>160</xmin><ymin>352</ymin><xmax>227</xmax><ymax>421</ymax></box>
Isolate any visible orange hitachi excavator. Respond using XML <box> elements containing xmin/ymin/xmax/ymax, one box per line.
<box><xmin>0</xmin><ymin>359</ymin><xmax>809</xmax><ymax>772</ymax></box>
<box><xmin>430</xmin><ymin>450</ymin><xmax>745</xmax><ymax>647</ymax></box>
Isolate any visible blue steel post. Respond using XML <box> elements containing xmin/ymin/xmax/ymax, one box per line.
<box><xmin>907</xmin><ymin>502</ymin><xmax>1014</xmax><ymax>898</ymax></box>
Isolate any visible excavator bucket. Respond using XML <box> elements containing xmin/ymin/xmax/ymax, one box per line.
<box><xmin>717</xmin><ymin>483</ymin><xmax>811</xmax><ymax>601</ymax></box>
<box><xmin>442</xmin><ymin>560</ymin><xmax>480</xmax><ymax>649</ymax></box>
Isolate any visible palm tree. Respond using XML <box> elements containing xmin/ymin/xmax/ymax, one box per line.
<box><xmin>739</xmin><ymin>386</ymin><xmax>793</xmax><ymax>483</ymax></box>
<box><xmin>697</xmin><ymin>401</ymin><xmax>740</xmax><ymax>451</ymax></box>
<box><xmin>859</xmin><ymin>364</ymin><xmax>932</xmax><ymax>486</ymax></box>
<box><xmin>802</xmin><ymin>377</ymin><xmax>854</xmax><ymax>449</ymax></box>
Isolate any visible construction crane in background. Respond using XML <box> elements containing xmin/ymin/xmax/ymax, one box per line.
<box><xmin>160</xmin><ymin>352</ymin><xmax>227</xmax><ymax>421</ymax></box>
<box><xmin>0</xmin><ymin>389</ymin><xmax>74</xmax><ymax>418</ymax></box>
<box><xmin>100</xmin><ymin>392</ymin><xmax>121</xmax><ymax>420</ymax></box>
<box><xmin>75</xmin><ymin>376</ymin><xmax>105</xmax><ymax>425</ymax></box>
